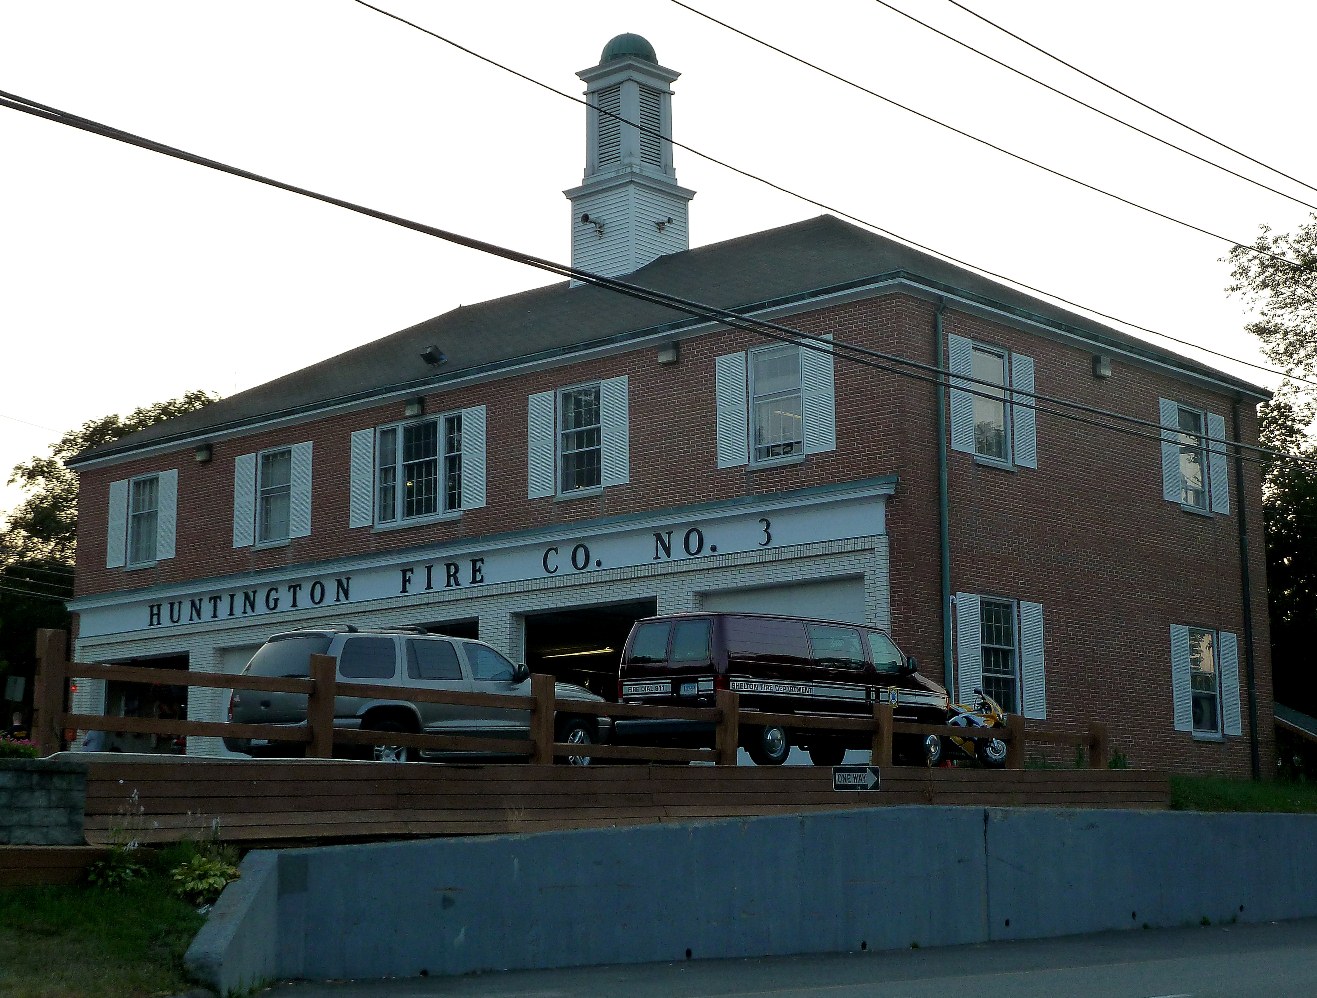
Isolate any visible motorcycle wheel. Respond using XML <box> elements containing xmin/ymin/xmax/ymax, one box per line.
<box><xmin>977</xmin><ymin>735</ymin><xmax>1008</xmax><ymax>768</ymax></box>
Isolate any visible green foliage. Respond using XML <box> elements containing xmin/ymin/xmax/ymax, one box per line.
<box><xmin>1108</xmin><ymin>750</ymin><xmax>1129</xmax><ymax>770</ymax></box>
<box><xmin>85</xmin><ymin>848</ymin><xmax>148</xmax><ymax>891</ymax></box>
<box><xmin>1170</xmin><ymin>774</ymin><xmax>1317</xmax><ymax>813</ymax></box>
<box><xmin>0</xmin><ymin>733</ymin><xmax>39</xmax><ymax>758</ymax></box>
<box><xmin>170</xmin><ymin>853</ymin><xmax>241</xmax><ymax>907</ymax></box>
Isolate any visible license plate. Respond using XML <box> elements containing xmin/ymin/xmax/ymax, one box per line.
<box><xmin>679</xmin><ymin>682</ymin><xmax>698</xmax><ymax>697</ymax></box>
<box><xmin>249</xmin><ymin>738</ymin><xmax>270</xmax><ymax>747</ymax></box>
<box><xmin>627</xmin><ymin>682</ymin><xmax>669</xmax><ymax>697</ymax></box>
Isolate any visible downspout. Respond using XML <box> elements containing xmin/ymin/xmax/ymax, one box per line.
<box><xmin>1232</xmin><ymin>399</ymin><xmax>1262</xmax><ymax>779</ymax></box>
<box><xmin>936</xmin><ymin>301</ymin><xmax>954</xmax><ymax>694</ymax></box>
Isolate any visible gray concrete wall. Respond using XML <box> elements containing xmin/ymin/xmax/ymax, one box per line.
<box><xmin>187</xmin><ymin>807</ymin><xmax>1317</xmax><ymax>992</ymax></box>
<box><xmin>0</xmin><ymin>758</ymin><xmax>86</xmax><ymax>846</ymax></box>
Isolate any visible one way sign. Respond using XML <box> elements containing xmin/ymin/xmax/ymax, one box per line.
<box><xmin>832</xmin><ymin>765</ymin><xmax>881</xmax><ymax>791</ymax></box>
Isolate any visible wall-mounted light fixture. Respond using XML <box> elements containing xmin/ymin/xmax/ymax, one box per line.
<box><xmin>404</xmin><ymin>398</ymin><xmax>426</xmax><ymax>418</ymax></box>
<box><xmin>420</xmin><ymin>345</ymin><xmax>447</xmax><ymax>367</ymax></box>
<box><xmin>656</xmin><ymin>342</ymin><xmax>679</xmax><ymax>366</ymax></box>
<box><xmin>194</xmin><ymin>443</ymin><xmax>213</xmax><ymax>464</ymax></box>
<box><xmin>1092</xmin><ymin>354</ymin><xmax>1113</xmax><ymax>379</ymax></box>
<box><xmin>581</xmin><ymin>213</ymin><xmax>604</xmax><ymax>237</ymax></box>
<box><xmin>655</xmin><ymin>216</ymin><xmax>674</xmax><ymax>232</ymax></box>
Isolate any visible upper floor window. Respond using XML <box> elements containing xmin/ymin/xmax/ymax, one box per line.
<box><xmin>955</xmin><ymin>592</ymin><xmax>1047</xmax><ymax>719</ymax></box>
<box><xmin>106</xmin><ymin>469</ymin><xmax>178</xmax><ymax>569</ymax></box>
<box><xmin>527</xmin><ymin>377</ymin><xmax>629</xmax><ymax>500</ymax></box>
<box><xmin>1170</xmin><ymin>624</ymin><xmax>1241</xmax><ymax>738</ymax></box>
<box><xmin>716</xmin><ymin>342</ymin><xmax>835</xmax><ymax>469</ymax></box>
<box><xmin>948</xmin><ymin>333</ymin><xmax>1037</xmax><ymax>469</ymax></box>
<box><xmin>1159</xmin><ymin>399</ymin><xmax>1229</xmax><ymax>515</ymax></box>
<box><xmin>348</xmin><ymin>406</ymin><xmax>486</xmax><ymax>530</ymax></box>
<box><xmin>233</xmin><ymin>443</ymin><xmax>312</xmax><ymax>548</ymax></box>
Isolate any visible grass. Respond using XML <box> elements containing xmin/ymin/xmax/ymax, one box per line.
<box><xmin>1170</xmin><ymin>775</ymin><xmax>1317</xmax><ymax>813</ymax></box>
<box><xmin>0</xmin><ymin>861</ymin><xmax>205</xmax><ymax>998</ymax></box>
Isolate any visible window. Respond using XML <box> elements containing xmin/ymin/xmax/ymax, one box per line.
<box><xmin>127</xmin><ymin>476</ymin><xmax>159</xmax><ymax>565</ymax></box>
<box><xmin>955</xmin><ymin>593</ymin><xmax>1046</xmax><ymax>718</ymax></box>
<box><xmin>468</xmin><ymin>644</ymin><xmax>517</xmax><ymax>682</ymax></box>
<box><xmin>527</xmin><ymin>378</ymin><xmax>629</xmax><ymax>499</ymax></box>
<box><xmin>338</xmin><ymin>637</ymin><xmax>396</xmax><ymax>680</ymax></box>
<box><xmin>806</xmin><ymin>623</ymin><xmax>866</xmax><ymax>670</ymax></box>
<box><xmin>407</xmin><ymin>639</ymin><xmax>463</xmax><ymax>681</ymax></box>
<box><xmin>258</xmin><ymin>449</ymin><xmax>292</xmax><ymax>543</ymax></box>
<box><xmin>349</xmin><ymin>408</ymin><xmax>484</xmax><ymax>529</ymax></box>
<box><xmin>1170</xmin><ymin>625</ymin><xmax>1240</xmax><ymax>737</ymax></box>
<box><xmin>866</xmin><ymin>632</ymin><xmax>903</xmax><ymax>674</ymax></box>
<box><xmin>1159</xmin><ymin>399</ymin><xmax>1229</xmax><ymax>515</ymax></box>
<box><xmin>628</xmin><ymin>621</ymin><xmax>670</xmax><ymax>663</ymax></box>
<box><xmin>715</xmin><ymin>345</ymin><xmax>835</xmax><ymax>470</ymax></box>
<box><xmin>670</xmin><ymin>619</ymin><xmax>713</xmax><ymax>663</ymax></box>
<box><xmin>233</xmin><ymin>443</ymin><xmax>312</xmax><ymax>548</ymax></box>
<box><xmin>947</xmin><ymin>334</ymin><xmax>1037</xmax><ymax>469</ymax></box>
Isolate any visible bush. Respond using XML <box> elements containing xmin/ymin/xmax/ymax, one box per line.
<box><xmin>0</xmin><ymin>734</ymin><xmax>39</xmax><ymax>759</ymax></box>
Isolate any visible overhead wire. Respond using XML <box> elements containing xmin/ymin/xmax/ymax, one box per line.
<box><xmin>941</xmin><ymin>0</ymin><xmax>1317</xmax><ymax>199</ymax></box>
<box><xmin>0</xmin><ymin>86</ymin><xmax>1310</xmax><ymax>475</ymax></box>
<box><xmin>348</xmin><ymin>0</ymin><xmax>1317</xmax><ymax>391</ymax></box>
<box><xmin>0</xmin><ymin>583</ymin><xmax>69</xmax><ymax>603</ymax></box>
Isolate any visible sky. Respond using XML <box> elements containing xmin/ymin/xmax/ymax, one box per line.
<box><xmin>2</xmin><ymin>0</ymin><xmax>1315</xmax><ymax>527</ymax></box>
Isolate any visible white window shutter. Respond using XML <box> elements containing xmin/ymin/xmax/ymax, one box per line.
<box><xmin>289</xmin><ymin>442</ymin><xmax>313</xmax><ymax>539</ymax></box>
<box><xmin>461</xmin><ymin>405</ymin><xmax>487</xmax><ymax>510</ymax></box>
<box><xmin>349</xmin><ymin>429</ymin><xmax>375</xmax><ymax>528</ymax></box>
<box><xmin>155</xmin><ymin>469</ymin><xmax>178</xmax><ymax>561</ymax></box>
<box><xmin>1159</xmin><ymin>399</ymin><xmax>1182</xmax><ymax>503</ymax></box>
<box><xmin>1170</xmin><ymin>624</ymin><xmax>1192</xmax><ymax>732</ymax></box>
<box><xmin>1206</xmin><ymin>411</ymin><xmax>1230</xmax><ymax>515</ymax></box>
<box><xmin>232</xmin><ymin>453</ymin><xmax>256</xmax><ymax>548</ymax></box>
<box><xmin>948</xmin><ymin>334</ymin><xmax>975</xmax><ymax>454</ymax></box>
<box><xmin>600</xmin><ymin>376</ymin><xmax>630</xmax><ymax>487</ymax></box>
<box><xmin>106</xmin><ymin>479</ymin><xmax>128</xmax><ymax>569</ymax></box>
<box><xmin>801</xmin><ymin>338</ymin><xmax>836</xmax><ymax>455</ymax></box>
<box><xmin>955</xmin><ymin>592</ymin><xmax>982</xmax><ymax>703</ymax></box>
<box><xmin>527</xmin><ymin>391</ymin><xmax>556</xmax><ymax>499</ymax></box>
<box><xmin>1019</xmin><ymin>600</ymin><xmax>1046</xmax><ymax>719</ymax></box>
<box><xmin>1011</xmin><ymin>353</ymin><xmax>1037</xmax><ymax>469</ymax></box>
<box><xmin>1220</xmin><ymin>630</ymin><xmax>1242</xmax><ymax>736</ymax></box>
<box><xmin>715</xmin><ymin>352</ymin><xmax>749</xmax><ymax>468</ymax></box>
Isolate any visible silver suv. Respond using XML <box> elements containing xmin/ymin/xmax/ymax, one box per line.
<box><xmin>223</xmin><ymin>626</ymin><xmax>609</xmax><ymax>764</ymax></box>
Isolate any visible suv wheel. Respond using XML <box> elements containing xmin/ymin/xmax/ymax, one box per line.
<box><xmin>556</xmin><ymin>718</ymin><xmax>594</xmax><ymax>767</ymax></box>
<box><xmin>370</xmin><ymin>719</ymin><xmax>410</xmax><ymax>764</ymax></box>
<box><xmin>746</xmin><ymin>724</ymin><xmax>790</xmax><ymax>766</ymax></box>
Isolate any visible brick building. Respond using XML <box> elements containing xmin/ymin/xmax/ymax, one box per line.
<box><xmin>67</xmin><ymin>34</ymin><xmax>1271</xmax><ymax>775</ymax></box>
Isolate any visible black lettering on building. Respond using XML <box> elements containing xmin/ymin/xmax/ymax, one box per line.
<box><xmin>189</xmin><ymin>598</ymin><xmax>203</xmax><ymax>622</ymax></box>
<box><xmin>469</xmin><ymin>558</ymin><xmax>485</xmax><ymax>585</ymax></box>
<box><xmin>653</xmin><ymin>531</ymin><xmax>673</xmax><ymax>561</ymax></box>
<box><xmin>287</xmin><ymin>583</ymin><xmax>303</xmax><ymax>608</ymax></box>
<box><xmin>571</xmin><ymin>543</ymin><xmax>590</xmax><ymax>571</ymax></box>
<box><xmin>168</xmin><ymin>601</ymin><xmax>183</xmax><ymax>624</ymax></box>
<box><xmin>265</xmin><ymin>587</ymin><xmax>280</xmax><ymax>612</ymax></box>
<box><xmin>335</xmin><ymin>577</ymin><xmax>351</xmax><ymax>603</ymax></box>
<box><xmin>444</xmin><ymin>562</ymin><xmax>461</xmax><ymax>588</ymax></box>
<box><xmin>425</xmin><ymin>564</ymin><xmax>435</xmax><ymax>591</ymax></box>
<box><xmin>683</xmin><ymin>527</ymin><xmax>705</xmax><ymax>557</ymax></box>
<box><xmin>399</xmin><ymin>567</ymin><xmax>414</xmax><ymax>595</ymax></box>
<box><xmin>242</xmin><ymin>590</ymin><xmax>258</xmax><ymax>615</ymax></box>
<box><xmin>209</xmin><ymin>595</ymin><xmax>223</xmax><ymax>619</ymax></box>
<box><xmin>310</xmin><ymin>581</ymin><xmax>326</xmax><ymax>605</ymax></box>
<box><xmin>228</xmin><ymin>593</ymin><xmax>237</xmax><ymax>617</ymax></box>
<box><xmin>148</xmin><ymin>604</ymin><xmax>162</xmax><ymax>627</ymax></box>
<box><xmin>542</xmin><ymin>546</ymin><xmax>559</xmax><ymax>574</ymax></box>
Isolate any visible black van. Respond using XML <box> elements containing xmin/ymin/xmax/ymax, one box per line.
<box><xmin>616</xmin><ymin>612</ymin><xmax>948</xmax><ymax>766</ymax></box>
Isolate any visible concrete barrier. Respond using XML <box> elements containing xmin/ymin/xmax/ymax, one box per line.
<box><xmin>185</xmin><ymin>806</ymin><xmax>1317</xmax><ymax>990</ymax></box>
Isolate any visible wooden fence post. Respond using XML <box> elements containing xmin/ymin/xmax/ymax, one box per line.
<box><xmin>33</xmin><ymin>629</ymin><xmax>68</xmax><ymax>757</ymax></box>
<box><xmin>306</xmin><ymin>654</ymin><xmax>337</xmax><ymax>759</ymax></box>
<box><xmin>715</xmin><ymin>689</ymin><xmax>739</xmax><ymax>766</ymax></box>
<box><xmin>871</xmin><ymin>701</ymin><xmax>894</xmax><ymax>768</ymax></box>
<box><xmin>1005</xmin><ymin>714</ymin><xmax>1026</xmax><ymax>769</ymax></box>
<box><xmin>530</xmin><ymin>673</ymin><xmax>555</xmax><ymax>765</ymax></box>
<box><xmin>1088</xmin><ymin>721</ymin><xmax>1108</xmax><ymax>769</ymax></box>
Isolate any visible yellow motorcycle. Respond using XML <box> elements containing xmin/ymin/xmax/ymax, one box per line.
<box><xmin>943</xmin><ymin>688</ymin><xmax>1009</xmax><ymax>767</ymax></box>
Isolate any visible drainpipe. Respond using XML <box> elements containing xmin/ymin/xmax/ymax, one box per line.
<box><xmin>1232</xmin><ymin>399</ymin><xmax>1261</xmax><ymax>779</ymax></box>
<box><xmin>936</xmin><ymin>301</ymin><xmax>954</xmax><ymax>694</ymax></box>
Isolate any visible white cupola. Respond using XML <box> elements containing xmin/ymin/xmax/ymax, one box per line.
<box><xmin>564</xmin><ymin>34</ymin><xmax>695</xmax><ymax>282</ymax></box>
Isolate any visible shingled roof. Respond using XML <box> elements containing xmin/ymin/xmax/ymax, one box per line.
<box><xmin>72</xmin><ymin>214</ymin><xmax>1266</xmax><ymax>464</ymax></box>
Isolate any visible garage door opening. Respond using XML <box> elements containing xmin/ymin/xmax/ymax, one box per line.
<box><xmin>522</xmin><ymin>599</ymin><xmax>657</xmax><ymax>700</ymax></box>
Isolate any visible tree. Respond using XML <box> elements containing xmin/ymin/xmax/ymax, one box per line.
<box><xmin>1227</xmin><ymin>220</ymin><xmax>1317</xmax><ymax>717</ymax></box>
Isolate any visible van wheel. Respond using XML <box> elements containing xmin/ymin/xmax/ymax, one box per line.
<box><xmin>746</xmin><ymin>725</ymin><xmax>790</xmax><ymax>766</ymax></box>
<box><xmin>370</xmin><ymin>719</ymin><xmax>410</xmax><ymax>763</ymax></box>
<box><xmin>556</xmin><ymin>718</ymin><xmax>594</xmax><ymax>767</ymax></box>
<box><xmin>806</xmin><ymin>741</ymin><xmax>846</xmax><ymax>767</ymax></box>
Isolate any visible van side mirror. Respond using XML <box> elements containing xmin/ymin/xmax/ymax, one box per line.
<box><xmin>904</xmin><ymin>655</ymin><xmax>918</xmax><ymax>674</ymax></box>
<box><xmin>513</xmin><ymin>663</ymin><xmax>530</xmax><ymax>683</ymax></box>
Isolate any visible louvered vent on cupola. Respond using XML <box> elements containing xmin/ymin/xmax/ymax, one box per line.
<box><xmin>597</xmin><ymin>85</ymin><xmax>621</xmax><ymax>165</ymax></box>
<box><xmin>639</xmin><ymin>85</ymin><xmax>662</xmax><ymax>167</ymax></box>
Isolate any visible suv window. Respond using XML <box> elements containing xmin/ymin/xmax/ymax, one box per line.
<box><xmin>244</xmin><ymin>634</ymin><xmax>331</xmax><ymax>678</ymax></box>
<box><xmin>339</xmin><ymin>636</ymin><xmax>396</xmax><ymax>679</ymax></box>
<box><xmin>628</xmin><ymin>621</ymin><xmax>670</xmax><ymax>663</ymax></box>
<box><xmin>725</xmin><ymin>616</ymin><xmax>811</xmax><ymax>665</ymax></box>
<box><xmin>468</xmin><ymin>644</ymin><xmax>516</xmax><ymax>682</ymax></box>
<box><xmin>866</xmin><ymin>631</ymin><xmax>902</xmax><ymax>674</ymax></box>
<box><xmin>806</xmin><ymin>623</ymin><xmax>866</xmax><ymax>669</ymax></box>
<box><xmin>671</xmin><ymin>619</ymin><xmax>712</xmax><ymax>663</ymax></box>
<box><xmin>407</xmin><ymin>639</ymin><xmax>462</xmax><ymax>680</ymax></box>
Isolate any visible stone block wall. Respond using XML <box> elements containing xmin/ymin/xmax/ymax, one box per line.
<box><xmin>0</xmin><ymin>759</ymin><xmax>88</xmax><ymax>845</ymax></box>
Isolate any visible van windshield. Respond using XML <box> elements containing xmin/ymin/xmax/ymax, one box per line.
<box><xmin>243</xmin><ymin>634</ymin><xmax>332</xmax><ymax>678</ymax></box>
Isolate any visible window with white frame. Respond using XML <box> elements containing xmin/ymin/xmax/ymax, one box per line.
<box><xmin>1170</xmin><ymin>624</ymin><xmax>1241</xmax><ymax>737</ymax></box>
<box><xmin>1159</xmin><ymin>399</ymin><xmax>1228</xmax><ymax>514</ymax></box>
<box><xmin>955</xmin><ymin>592</ymin><xmax>1047</xmax><ymax>718</ymax></box>
<box><xmin>127</xmin><ymin>476</ymin><xmax>159</xmax><ymax>566</ymax></box>
<box><xmin>527</xmin><ymin>377</ymin><xmax>629</xmax><ymax>499</ymax></box>
<box><xmin>948</xmin><ymin>333</ymin><xmax>1037</xmax><ymax>469</ymax></box>
<box><xmin>106</xmin><ymin>469</ymin><xmax>177</xmax><ymax>569</ymax></box>
<box><xmin>233</xmin><ymin>443</ymin><xmax>312</xmax><ymax>548</ymax></box>
<box><xmin>715</xmin><ymin>342</ymin><xmax>835</xmax><ymax>469</ymax></box>
<box><xmin>348</xmin><ymin>407</ymin><xmax>485</xmax><ymax>530</ymax></box>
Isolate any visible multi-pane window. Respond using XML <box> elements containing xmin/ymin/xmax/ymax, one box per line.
<box><xmin>972</xmin><ymin>346</ymin><xmax>1009</xmax><ymax>461</ymax></box>
<box><xmin>377</xmin><ymin>414</ymin><xmax>463</xmax><ymax>523</ymax></box>
<box><xmin>257</xmin><ymin>448</ymin><xmax>292</xmax><ymax>543</ymax></box>
<box><xmin>1176</xmin><ymin>407</ymin><xmax>1208</xmax><ymax>510</ymax></box>
<box><xmin>750</xmin><ymin>345</ymin><xmax>803</xmax><ymax>463</ymax></box>
<box><xmin>127</xmin><ymin>476</ymin><xmax>159</xmax><ymax>565</ymax></box>
<box><xmin>1189</xmin><ymin>627</ymin><xmax>1220</xmax><ymax>734</ymax></box>
<box><xmin>560</xmin><ymin>386</ymin><xmax>602</xmax><ymax>493</ymax></box>
<box><xmin>980</xmin><ymin>598</ymin><xmax>1017</xmax><ymax>713</ymax></box>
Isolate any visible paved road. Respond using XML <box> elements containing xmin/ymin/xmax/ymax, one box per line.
<box><xmin>258</xmin><ymin>918</ymin><xmax>1317</xmax><ymax>997</ymax></box>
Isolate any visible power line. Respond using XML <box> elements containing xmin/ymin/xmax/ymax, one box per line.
<box><xmin>855</xmin><ymin>0</ymin><xmax>1317</xmax><ymax>211</ymax></box>
<box><xmin>0</xmin><ymin>581</ymin><xmax>70</xmax><ymax>602</ymax></box>
<box><xmin>4</xmin><ymin>563</ymin><xmax>75</xmax><ymax>581</ymax></box>
<box><xmin>942</xmin><ymin>0</ymin><xmax>1317</xmax><ymax>200</ymax></box>
<box><xmin>669</xmin><ymin>0</ymin><xmax>1304</xmax><ymax>266</ymax></box>
<box><xmin>0</xmin><ymin>412</ymin><xmax>59</xmax><ymax>432</ymax></box>
<box><xmin>347</xmin><ymin>0</ymin><xmax>1316</xmax><ymax>391</ymax></box>
<box><xmin>0</xmin><ymin>85</ymin><xmax>1306</xmax><ymax>475</ymax></box>
<box><xmin>0</xmin><ymin>569</ymin><xmax>73</xmax><ymax>594</ymax></box>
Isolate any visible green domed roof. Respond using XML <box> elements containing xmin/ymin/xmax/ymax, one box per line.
<box><xmin>600</xmin><ymin>33</ymin><xmax>657</xmax><ymax>64</ymax></box>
